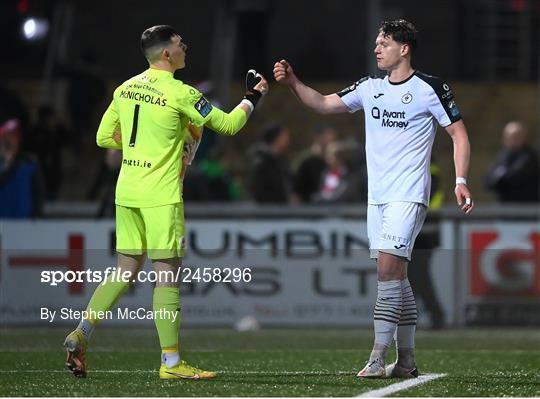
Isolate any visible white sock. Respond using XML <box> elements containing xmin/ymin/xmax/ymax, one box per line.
<box><xmin>161</xmin><ymin>351</ymin><xmax>180</xmax><ymax>367</ymax></box>
<box><xmin>371</xmin><ymin>279</ymin><xmax>402</xmax><ymax>362</ymax></box>
<box><xmin>396</xmin><ymin>278</ymin><xmax>417</xmax><ymax>348</ymax></box>
<box><xmin>76</xmin><ymin>319</ymin><xmax>94</xmax><ymax>341</ymax></box>
<box><xmin>396</xmin><ymin>278</ymin><xmax>417</xmax><ymax>368</ymax></box>
<box><xmin>368</xmin><ymin>342</ymin><xmax>389</xmax><ymax>364</ymax></box>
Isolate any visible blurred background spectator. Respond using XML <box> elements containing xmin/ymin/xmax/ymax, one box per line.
<box><xmin>0</xmin><ymin>119</ymin><xmax>44</xmax><ymax>218</ymax></box>
<box><xmin>247</xmin><ymin>122</ymin><xmax>293</xmax><ymax>204</ymax></box>
<box><xmin>293</xmin><ymin>124</ymin><xmax>338</xmax><ymax>203</ymax></box>
<box><xmin>485</xmin><ymin>121</ymin><xmax>539</xmax><ymax>203</ymax></box>
<box><xmin>0</xmin><ymin>83</ymin><xmax>30</xmax><ymax>134</ymax></box>
<box><xmin>312</xmin><ymin>139</ymin><xmax>367</xmax><ymax>204</ymax></box>
<box><xmin>183</xmin><ymin>145</ymin><xmax>241</xmax><ymax>202</ymax></box>
<box><xmin>27</xmin><ymin>105</ymin><xmax>70</xmax><ymax>200</ymax></box>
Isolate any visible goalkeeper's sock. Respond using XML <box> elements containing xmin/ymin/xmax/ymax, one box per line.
<box><xmin>395</xmin><ymin>278</ymin><xmax>417</xmax><ymax>368</ymax></box>
<box><xmin>153</xmin><ymin>287</ymin><xmax>181</xmax><ymax>360</ymax></box>
<box><xmin>161</xmin><ymin>347</ymin><xmax>180</xmax><ymax>367</ymax></box>
<box><xmin>76</xmin><ymin>318</ymin><xmax>95</xmax><ymax>342</ymax></box>
<box><xmin>85</xmin><ymin>274</ymin><xmax>130</xmax><ymax>324</ymax></box>
<box><xmin>371</xmin><ymin>279</ymin><xmax>402</xmax><ymax>362</ymax></box>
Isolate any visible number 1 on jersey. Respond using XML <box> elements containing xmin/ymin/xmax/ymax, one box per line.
<box><xmin>129</xmin><ymin>104</ymin><xmax>140</xmax><ymax>147</ymax></box>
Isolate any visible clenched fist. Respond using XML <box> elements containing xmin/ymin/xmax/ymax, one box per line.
<box><xmin>273</xmin><ymin>59</ymin><xmax>296</xmax><ymax>86</ymax></box>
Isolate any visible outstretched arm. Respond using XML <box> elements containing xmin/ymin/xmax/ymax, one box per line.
<box><xmin>273</xmin><ymin>60</ymin><xmax>348</xmax><ymax>114</ymax></box>
<box><xmin>446</xmin><ymin>119</ymin><xmax>474</xmax><ymax>214</ymax></box>
<box><xmin>205</xmin><ymin>71</ymin><xmax>269</xmax><ymax>136</ymax></box>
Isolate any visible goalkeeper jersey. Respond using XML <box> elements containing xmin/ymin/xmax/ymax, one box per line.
<box><xmin>96</xmin><ymin>68</ymin><xmax>247</xmax><ymax>208</ymax></box>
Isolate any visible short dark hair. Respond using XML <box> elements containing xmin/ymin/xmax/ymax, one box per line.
<box><xmin>379</xmin><ymin>19</ymin><xmax>418</xmax><ymax>51</ymax></box>
<box><xmin>140</xmin><ymin>25</ymin><xmax>180</xmax><ymax>60</ymax></box>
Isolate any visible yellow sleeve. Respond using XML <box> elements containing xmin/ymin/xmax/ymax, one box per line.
<box><xmin>96</xmin><ymin>101</ymin><xmax>122</xmax><ymax>149</ymax></box>
<box><xmin>177</xmin><ymin>84</ymin><xmax>248</xmax><ymax>135</ymax></box>
<box><xmin>204</xmin><ymin>106</ymin><xmax>248</xmax><ymax>136</ymax></box>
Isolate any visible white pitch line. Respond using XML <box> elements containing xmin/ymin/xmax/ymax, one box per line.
<box><xmin>0</xmin><ymin>370</ymin><xmax>353</xmax><ymax>376</ymax></box>
<box><xmin>357</xmin><ymin>373</ymin><xmax>447</xmax><ymax>397</ymax></box>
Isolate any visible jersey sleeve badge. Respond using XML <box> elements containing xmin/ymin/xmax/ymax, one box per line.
<box><xmin>194</xmin><ymin>97</ymin><xmax>213</xmax><ymax>117</ymax></box>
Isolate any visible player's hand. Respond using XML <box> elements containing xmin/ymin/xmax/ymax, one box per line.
<box><xmin>245</xmin><ymin>69</ymin><xmax>268</xmax><ymax>96</ymax></box>
<box><xmin>187</xmin><ymin>122</ymin><xmax>203</xmax><ymax>142</ymax></box>
<box><xmin>455</xmin><ymin>183</ymin><xmax>474</xmax><ymax>214</ymax></box>
<box><xmin>253</xmin><ymin>75</ymin><xmax>269</xmax><ymax>96</ymax></box>
<box><xmin>243</xmin><ymin>69</ymin><xmax>267</xmax><ymax>109</ymax></box>
<box><xmin>112</xmin><ymin>124</ymin><xmax>122</xmax><ymax>144</ymax></box>
<box><xmin>273</xmin><ymin>59</ymin><xmax>296</xmax><ymax>86</ymax></box>
<box><xmin>184</xmin><ymin>122</ymin><xmax>203</xmax><ymax>166</ymax></box>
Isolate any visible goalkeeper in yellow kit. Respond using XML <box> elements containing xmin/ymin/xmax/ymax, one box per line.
<box><xmin>63</xmin><ymin>25</ymin><xmax>268</xmax><ymax>379</ymax></box>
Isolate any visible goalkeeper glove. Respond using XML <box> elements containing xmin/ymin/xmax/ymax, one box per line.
<box><xmin>243</xmin><ymin>69</ymin><xmax>263</xmax><ymax>109</ymax></box>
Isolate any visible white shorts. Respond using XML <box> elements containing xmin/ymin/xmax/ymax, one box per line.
<box><xmin>367</xmin><ymin>202</ymin><xmax>427</xmax><ymax>261</ymax></box>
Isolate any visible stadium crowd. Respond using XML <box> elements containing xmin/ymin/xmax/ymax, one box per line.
<box><xmin>0</xmin><ymin>84</ymin><xmax>538</xmax><ymax>219</ymax></box>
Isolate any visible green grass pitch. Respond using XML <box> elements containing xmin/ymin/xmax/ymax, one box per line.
<box><xmin>0</xmin><ymin>327</ymin><xmax>539</xmax><ymax>396</ymax></box>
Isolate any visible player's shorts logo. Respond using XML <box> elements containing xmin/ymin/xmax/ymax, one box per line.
<box><xmin>401</xmin><ymin>93</ymin><xmax>413</xmax><ymax>104</ymax></box>
<box><xmin>443</xmin><ymin>83</ymin><xmax>450</xmax><ymax>91</ymax></box>
<box><xmin>371</xmin><ymin>107</ymin><xmax>380</xmax><ymax>119</ymax></box>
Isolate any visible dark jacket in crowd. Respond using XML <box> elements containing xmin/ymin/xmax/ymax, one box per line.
<box><xmin>312</xmin><ymin>167</ymin><xmax>367</xmax><ymax>203</ymax></box>
<box><xmin>294</xmin><ymin>151</ymin><xmax>327</xmax><ymax>203</ymax></box>
<box><xmin>485</xmin><ymin>147</ymin><xmax>539</xmax><ymax>202</ymax></box>
<box><xmin>247</xmin><ymin>143</ymin><xmax>292</xmax><ymax>203</ymax></box>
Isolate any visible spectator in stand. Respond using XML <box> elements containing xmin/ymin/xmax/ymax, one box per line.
<box><xmin>293</xmin><ymin>124</ymin><xmax>338</xmax><ymax>203</ymax></box>
<box><xmin>485</xmin><ymin>121</ymin><xmax>539</xmax><ymax>202</ymax></box>
<box><xmin>27</xmin><ymin>106</ymin><xmax>70</xmax><ymax>200</ymax></box>
<box><xmin>247</xmin><ymin>122</ymin><xmax>293</xmax><ymax>203</ymax></box>
<box><xmin>0</xmin><ymin>83</ymin><xmax>30</xmax><ymax>134</ymax></box>
<box><xmin>0</xmin><ymin>119</ymin><xmax>44</xmax><ymax>218</ymax></box>
<box><xmin>312</xmin><ymin>139</ymin><xmax>367</xmax><ymax>203</ymax></box>
<box><xmin>183</xmin><ymin>146</ymin><xmax>240</xmax><ymax>202</ymax></box>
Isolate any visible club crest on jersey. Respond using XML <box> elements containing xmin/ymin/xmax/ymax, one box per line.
<box><xmin>401</xmin><ymin>92</ymin><xmax>413</xmax><ymax>104</ymax></box>
<box><xmin>194</xmin><ymin>97</ymin><xmax>213</xmax><ymax>117</ymax></box>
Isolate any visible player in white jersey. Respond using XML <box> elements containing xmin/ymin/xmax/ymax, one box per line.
<box><xmin>274</xmin><ymin>19</ymin><xmax>474</xmax><ymax>378</ymax></box>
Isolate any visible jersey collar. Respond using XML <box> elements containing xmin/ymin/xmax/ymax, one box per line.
<box><xmin>147</xmin><ymin>67</ymin><xmax>174</xmax><ymax>77</ymax></box>
<box><xmin>388</xmin><ymin>70</ymin><xmax>417</xmax><ymax>85</ymax></box>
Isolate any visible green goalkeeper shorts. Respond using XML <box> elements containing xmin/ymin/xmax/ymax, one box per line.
<box><xmin>115</xmin><ymin>203</ymin><xmax>185</xmax><ymax>260</ymax></box>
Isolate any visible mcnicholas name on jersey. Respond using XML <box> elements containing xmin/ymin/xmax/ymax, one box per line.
<box><xmin>119</xmin><ymin>88</ymin><xmax>167</xmax><ymax>106</ymax></box>
<box><xmin>372</xmin><ymin>107</ymin><xmax>409</xmax><ymax>129</ymax></box>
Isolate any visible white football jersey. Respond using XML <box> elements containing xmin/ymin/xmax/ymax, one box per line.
<box><xmin>337</xmin><ymin>71</ymin><xmax>462</xmax><ymax>205</ymax></box>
